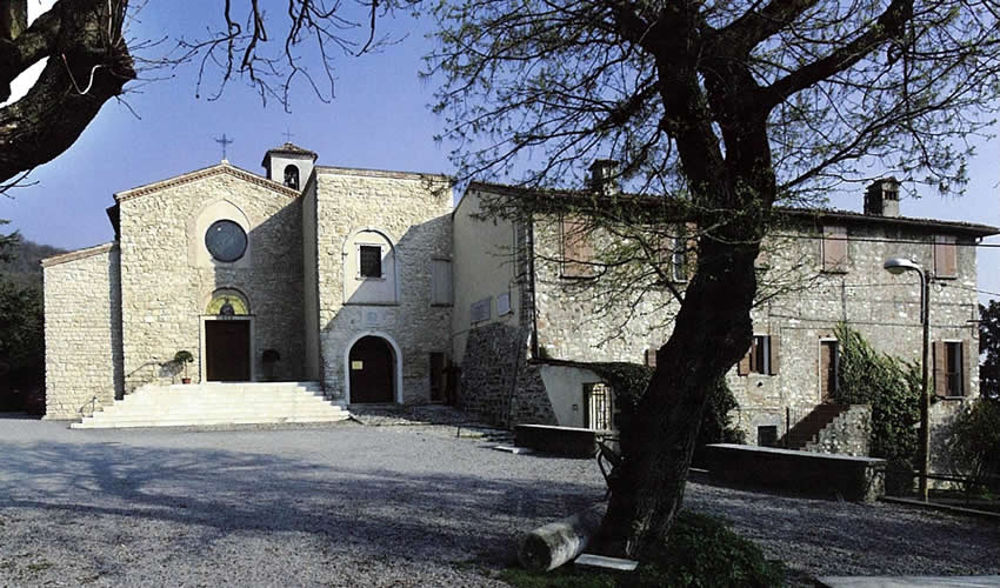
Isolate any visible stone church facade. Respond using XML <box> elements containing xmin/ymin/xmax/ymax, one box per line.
<box><xmin>43</xmin><ymin>145</ymin><xmax>997</xmax><ymax>460</ymax></box>
<box><xmin>44</xmin><ymin>144</ymin><xmax>452</xmax><ymax>418</ymax></box>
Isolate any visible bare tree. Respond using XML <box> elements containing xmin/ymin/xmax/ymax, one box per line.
<box><xmin>428</xmin><ymin>0</ymin><xmax>1000</xmax><ymax>560</ymax></box>
<box><xmin>0</xmin><ymin>0</ymin><xmax>413</xmax><ymax>186</ymax></box>
<box><xmin>0</xmin><ymin>0</ymin><xmax>133</xmax><ymax>184</ymax></box>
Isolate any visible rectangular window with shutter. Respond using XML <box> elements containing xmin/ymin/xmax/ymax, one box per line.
<box><xmin>933</xmin><ymin>340</ymin><xmax>967</xmax><ymax>397</ymax></box>
<box><xmin>822</xmin><ymin>225</ymin><xmax>848</xmax><ymax>272</ymax></box>
<box><xmin>737</xmin><ymin>334</ymin><xmax>780</xmax><ymax>376</ymax></box>
<box><xmin>561</xmin><ymin>215</ymin><xmax>595</xmax><ymax>278</ymax></box>
<box><xmin>431</xmin><ymin>258</ymin><xmax>453</xmax><ymax>306</ymax></box>
<box><xmin>933</xmin><ymin>235</ymin><xmax>958</xmax><ymax>279</ymax></box>
<box><xmin>819</xmin><ymin>339</ymin><xmax>838</xmax><ymax>401</ymax></box>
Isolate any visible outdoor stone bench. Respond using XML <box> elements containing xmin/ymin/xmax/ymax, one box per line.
<box><xmin>514</xmin><ymin>424</ymin><xmax>612</xmax><ymax>458</ymax></box>
<box><xmin>705</xmin><ymin>443</ymin><xmax>886</xmax><ymax>502</ymax></box>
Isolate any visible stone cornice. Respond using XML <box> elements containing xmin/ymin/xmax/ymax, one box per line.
<box><xmin>115</xmin><ymin>163</ymin><xmax>300</xmax><ymax>203</ymax></box>
<box><xmin>41</xmin><ymin>242</ymin><xmax>116</xmax><ymax>268</ymax></box>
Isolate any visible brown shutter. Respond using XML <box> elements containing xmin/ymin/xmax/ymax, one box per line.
<box><xmin>561</xmin><ymin>215</ymin><xmax>594</xmax><ymax>278</ymax></box>
<box><xmin>645</xmin><ymin>347</ymin><xmax>657</xmax><ymax>368</ymax></box>
<box><xmin>822</xmin><ymin>226</ymin><xmax>848</xmax><ymax>272</ymax></box>
<box><xmin>932</xmin><ymin>341</ymin><xmax>946</xmax><ymax>397</ymax></box>
<box><xmin>934</xmin><ymin>235</ymin><xmax>957</xmax><ymax>278</ymax></box>
<box><xmin>962</xmin><ymin>339</ymin><xmax>971</xmax><ymax>397</ymax></box>
<box><xmin>768</xmin><ymin>333</ymin><xmax>780</xmax><ymax>375</ymax></box>
<box><xmin>737</xmin><ymin>346</ymin><xmax>751</xmax><ymax>376</ymax></box>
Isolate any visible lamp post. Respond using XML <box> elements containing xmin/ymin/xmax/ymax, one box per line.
<box><xmin>883</xmin><ymin>257</ymin><xmax>930</xmax><ymax>502</ymax></box>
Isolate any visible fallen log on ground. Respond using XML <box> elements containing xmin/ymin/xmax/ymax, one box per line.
<box><xmin>517</xmin><ymin>502</ymin><xmax>606</xmax><ymax>571</ymax></box>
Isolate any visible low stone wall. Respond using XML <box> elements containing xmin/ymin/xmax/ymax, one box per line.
<box><xmin>806</xmin><ymin>404</ymin><xmax>871</xmax><ymax>457</ymax></box>
<box><xmin>706</xmin><ymin>443</ymin><xmax>886</xmax><ymax>502</ymax></box>
<box><xmin>514</xmin><ymin>424</ymin><xmax>609</xmax><ymax>458</ymax></box>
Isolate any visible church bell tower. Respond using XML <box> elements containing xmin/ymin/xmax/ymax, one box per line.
<box><xmin>261</xmin><ymin>143</ymin><xmax>318</xmax><ymax>191</ymax></box>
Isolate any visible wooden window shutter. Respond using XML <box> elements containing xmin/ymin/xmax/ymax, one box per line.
<box><xmin>768</xmin><ymin>334</ymin><xmax>780</xmax><ymax>375</ymax></box>
<box><xmin>932</xmin><ymin>341</ymin><xmax>946</xmax><ymax>397</ymax></box>
<box><xmin>933</xmin><ymin>235</ymin><xmax>958</xmax><ymax>278</ymax></box>
<box><xmin>645</xmin><ymin>347</ymin><xmax>657</xmax><ymax>368</ymax></box>
<box><xmin>962</xmin><ymin>339</ymin><xmax>971</xmax><ymax>397</ymax></box>
<box><xmin>561</xmin><ymin>215</ymin><xmax>594</xmax><ymax>278</ymax></box>
<box><xmin>737</xmin><ymin>345</ymin><xmax>751</xmax><ymax>376</ymax></box>
<box><xmin>822</xmin><ymin>225</ymin><xmax>848</xmax><ymax>272</ymax></box>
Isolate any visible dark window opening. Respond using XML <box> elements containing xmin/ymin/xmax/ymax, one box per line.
<box><xmin>359</xmin><ymin>245</ymin><xmax>382</xmax><ymax>278</ymax></box>
<box><xmin>758</xmin><ymin>425</ymin><xmax>778</xmax><ymax>448</ymax></box>
<box><xmin>945</xmin><ymin>342</ymin><xmax>964</xmax><ymax>397</ymax></box>
<box><xmin>820</xmin><ymin>340</ymin><xmax>839</xmax><ymax>402</ymax></box>
<box><xmin>283</xmin><ymin>164</ymin><xmax>300</xmax><ymax>190</ymax></box>
<box><xmin>429</xmin><ymin>352</ymin><xmax>447</xmax><ymax>402</ymax></box>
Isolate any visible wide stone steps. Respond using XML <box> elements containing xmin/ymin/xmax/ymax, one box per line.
<box><xmin>71</xmin><ymin>382</ymin><xmax>350</xmax><ymax>429</ymax></box>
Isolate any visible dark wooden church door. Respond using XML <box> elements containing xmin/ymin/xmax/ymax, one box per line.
<box><xmin>349</xmin><ymin>336</ymin><xmax>394</xmax><ymax>403</ymax></box>
<box><xmin>205</xmin><ymin>320</ymin><xmax>251</xmax><ymax>381</ymax></box>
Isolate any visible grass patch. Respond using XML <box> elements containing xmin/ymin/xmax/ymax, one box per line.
<box><xmin>503</xmin><ymin>512</ymin><xmax>785</xmax><ymax>588</ymax></box>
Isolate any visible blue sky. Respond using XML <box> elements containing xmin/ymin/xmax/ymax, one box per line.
<box><xmin>2</xmin><ymin>1</ymin><xmax>999</xmax><ymax>299</ymax></box>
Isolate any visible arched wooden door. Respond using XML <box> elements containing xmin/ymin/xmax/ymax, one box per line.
<box><xmin>349</xmin><ymin>336</ymin><xmax>394</xmax><ymax>403</ymax></box>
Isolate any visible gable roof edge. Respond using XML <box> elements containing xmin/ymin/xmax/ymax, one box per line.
<box><xmin>115</xmin><ymin>163</ymin><xmax>300</xmax><ymax>203</ymax></box>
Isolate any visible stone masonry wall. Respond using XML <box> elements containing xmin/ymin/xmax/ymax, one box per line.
<box><xmin>459</xmin><ymin>322</ymin><xmax>555</xmax><ymax>427</ymax></box>
<box><xmin>805</xmin><ymin>404</ymin><xmax>872</xmax><ymax>457</ymax></box>
<box><xmin>527</xmin><ymin>206</ymin><xmax>982</xmax><ymax>451</ymax></box>
<box><xmin>313</xmin><ymin>168</ymin><xmax>453</xmax><ymax>403</ymax></box>
<box><xmin>43</xmin><ymin>243</ymin><xmax>123</xmax><ymax>419</ymax></box>
<box><xmin>117</xmin><ymin>165</ymin><xmax>305</xmax><ymax>391</ymax></box>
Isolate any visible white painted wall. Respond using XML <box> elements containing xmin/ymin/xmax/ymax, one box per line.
<box><xmin>451</xmin><ymin>188</ymin><xmax>521</xmax><ymax>363</ymax></box>
<box><xmin>539</xmin><ymin>365</ymin><xmax>603</xmax><ymax>428</ymax></box>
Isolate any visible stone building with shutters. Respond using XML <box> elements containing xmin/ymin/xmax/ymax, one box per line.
<box><xmin>42</xmin><ymin>146</ymin><xmax>995</xmax><ymax>462</ymax></box>
<box><xmin>452</xmin><ymin>171</ymin><xmax>996</xmax><ymax>462</ymax></box>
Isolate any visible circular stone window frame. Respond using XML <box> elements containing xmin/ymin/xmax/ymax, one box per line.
<box><xmin>205</xmin><ymin>219</ymin><xmax>248</xmax><ymax>263</ymax></box>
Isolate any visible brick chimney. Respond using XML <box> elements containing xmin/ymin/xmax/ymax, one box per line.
<box><xmin>589</xmin><ymin>159</ymin><xmax>620</xmax><ymax>196</ymax></box>
<box><xmin>864</xmin><ymin>177</ymin><xmax>900</xmax><ymax>217</ymax></box>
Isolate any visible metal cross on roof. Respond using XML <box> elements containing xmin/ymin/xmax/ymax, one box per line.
<box><xmin>214</xmin><ymin>133</ymin><xmax>234</xmax><ymax>160</ymax></box>
<box><xmin>282</xmin><ymin>128</ymin><xmax>295</xmax><ymax>143</ymax></box>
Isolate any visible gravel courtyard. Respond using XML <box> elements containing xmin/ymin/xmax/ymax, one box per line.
<box><xmin>0</xmin><ymin>415</ymin><xmax>996</xmax><ymax>586</ymax></box>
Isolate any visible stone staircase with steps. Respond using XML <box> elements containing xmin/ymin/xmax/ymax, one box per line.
<box><xmin>71</xmin><ymin>381</ymin><xmax>349</xmax><ymax>429</ymax></box>
<box><xmin>779</xmin><ymin>403</ymin><xmax>850</xmax><ymax>450</ymax></box>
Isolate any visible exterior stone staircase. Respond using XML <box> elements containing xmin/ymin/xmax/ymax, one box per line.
<box><xmin>779</xmin><ymin>403</ymin><xmax>850</xmax><ymax>450</ymax></box>
<box><xmin>71</xmin><ymin>382</ymin><xmax>349</xmax><ymax>429</ymax></box>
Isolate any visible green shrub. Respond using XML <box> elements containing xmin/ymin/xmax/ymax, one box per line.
<box><xmin>946</xmin><ymin>398</ymin><xmax>1000</xmax><ymax>494</ymax></box>
<box><xmin>832</xmin><ymin>323</ymin><xmax>920</xmax><ymax>491</ymax></box>
<box><xmin>634</xmin><ymin>512</ymin><xmax>784</xmax><ymax>588</ymax></box>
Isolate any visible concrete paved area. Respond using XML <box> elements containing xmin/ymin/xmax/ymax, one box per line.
<box><xmin>0</xmin><ymin>414</ymin><xmax>996</xmax><ymax>586</ymax></box>
<box><xmin>819</xmin><ymin>577</ymin><xmax>1000</xmax><ymax>587</ymax></box>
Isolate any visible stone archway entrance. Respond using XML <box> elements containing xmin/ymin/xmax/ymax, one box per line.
<box><xmin>205</xmin><ymin>319</ymin><xmax>251</xmax><ymax>381</ymax></box>
<box><xmin>349</xmin><ymin>336</ymin><xmax>394</xmax><ymax>403</ymax></box>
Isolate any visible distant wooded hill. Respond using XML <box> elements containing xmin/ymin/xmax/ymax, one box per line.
<box><xmin>0</xmin><ymin>236</ymin><xmax>64</xmax><ymax>288</ymax></box>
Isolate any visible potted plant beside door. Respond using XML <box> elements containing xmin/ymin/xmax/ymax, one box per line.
<box><xmin>173</xmin><ymin>350</ymin><xmax>194</xmax><ymax>384</ymax></box>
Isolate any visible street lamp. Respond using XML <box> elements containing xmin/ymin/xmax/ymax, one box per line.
<box><xmin>883</xmin><ymin>257</ymin><xmax>930</xmax><ymax>502</ymax></box>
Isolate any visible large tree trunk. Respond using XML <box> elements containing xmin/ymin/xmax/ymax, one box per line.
<box><xmin>0</xmin><ymin>0</ymin><xmax>134</xmax><ymax>184</ymax></box>
<box><xmin>598</xmin><ymin>236</ymin><xmax>760</xmax><ymax>559</ymax></box>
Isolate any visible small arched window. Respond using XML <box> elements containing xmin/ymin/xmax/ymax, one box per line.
<box><xmin>283</xmin><ymin>164</ymin><xmax>300</xmax><ymax>190</ymax></box>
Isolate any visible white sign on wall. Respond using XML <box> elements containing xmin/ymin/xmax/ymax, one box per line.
<box><xmin>470</xmin><ymin>297</ymin><xmax>491</xmax><ymax>323</ymax></box>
